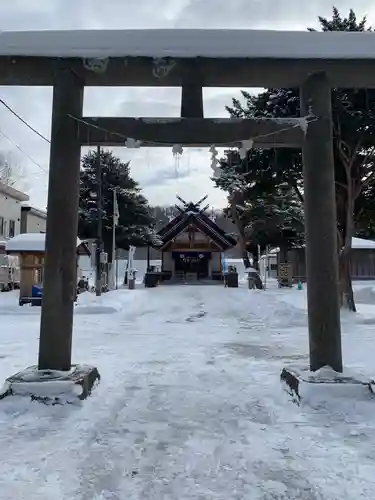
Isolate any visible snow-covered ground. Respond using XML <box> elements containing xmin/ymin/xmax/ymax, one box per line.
<box><xmin>1</xmin><ymin>282</ymin><xmax>375</xmax><ymax>498</ymax></box>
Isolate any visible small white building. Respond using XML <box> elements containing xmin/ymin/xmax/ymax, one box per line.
<box><xmin>259</xmin><ymin>237</ymin><xmax>375</xmax><ymax>281</ymax></box>
<box><xmin>20</xmin><ymin>204</ymin><xmax>47</xmax><ymax>234</ymax></box>
<box><xmin>0</xmin><ymin>182</ymin><xmax>29</xmax><ymax>240</ymax></box>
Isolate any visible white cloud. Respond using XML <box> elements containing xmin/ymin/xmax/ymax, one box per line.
<box><xmin>0</xmin><ymin>1</ymin><xmax>374</xmax><ymax>210</ymax></box>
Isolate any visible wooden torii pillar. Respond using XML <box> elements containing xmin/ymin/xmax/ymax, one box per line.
<box><xmin>180</xmin><ymin>59</ymin><xmax>203</xmax><ymax>119</ymax></box>
<box><xmin>300</xmin><ymin>72</ymin><xmax>342</xmax><ymax>372</ymax></box>
<box><xmin>38</xmin><ymin>67</ymin><xmax>83</xmax><ymax>371</ymax></box>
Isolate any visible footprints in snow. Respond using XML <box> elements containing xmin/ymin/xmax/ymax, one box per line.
<box><xmin>185</xmin><ymin>311</ymin><xmax>207</xmax><ymax>322</ymax></box>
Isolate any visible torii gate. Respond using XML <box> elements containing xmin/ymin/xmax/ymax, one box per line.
<box><xmin>2</xmin><ymin>29</ymin><xmax>374</xmax><ymax>375</ymax></box>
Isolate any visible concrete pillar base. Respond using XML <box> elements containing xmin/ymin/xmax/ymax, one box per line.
<box><xmin>281</xmin><ymin>366</ymin><xmax>373</xmax><ymax>407</ymax></box>
<box><xmin>0</xmin><ymin>364</ymin><xmax>100</xmax><ymax>405</ymax></box>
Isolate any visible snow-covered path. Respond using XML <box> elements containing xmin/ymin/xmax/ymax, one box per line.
<box><xmin>1</xmin><ymin>285</ymin><xmax>375</xmax><ymax>499</ymax></box>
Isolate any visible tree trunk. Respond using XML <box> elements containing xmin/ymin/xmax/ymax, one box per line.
<box><xmin>339</xmin><ymin>249</ymin><xmax>356</xmax><ymax>311</ymax></box>
<box><xmin>242</xmin><ymin>249</ymin><xmax>251</xmax><ymax>269</ymax></box>
<box><xmin>228</xmin><ymin>193</ymin><xmax>263</xmax><ymax>288</ymax></box>
<box><xmin>339</xmin><ymin>192</ymin><xmax>356</xmax><ymax>312</ymax></box>
<box><xmin>229</xmin><ymin>194</ymin><xmax>250</xmax><ymax>268</ymax></box>
<box><xmin>252</xmin><ymin>246</ymin><xmax>260</xmax><ymax>271</ymax></box>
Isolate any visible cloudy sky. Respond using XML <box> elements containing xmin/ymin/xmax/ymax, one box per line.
<box><xmin>0</xmin><ymin>0</ymin><xmax>374</xmax><ymax>210</ymax></box>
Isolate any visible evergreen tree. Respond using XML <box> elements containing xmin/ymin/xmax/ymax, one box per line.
<box><xmin>78</xmin><ymin>149</ymin><xmax>158</xmax><ymax>262</ymax></box>
<box><xmin>151</xmin><ymin>205</ymin><xmax>180</xmax><ymax>230</ymax></box>
<box><xmin>244</xmin><ymin>184</ymin><xmax>304</xmax><ymax>254</ymax></box>
<box><xmin>214</xmin><ymin>145</ymin><xmax>304</xmax><ymax>269</ymax></box>
<box><xmin>216</xmin><ymin>7</ymin><xmax>375</xmax><ymax>310</ymax></box>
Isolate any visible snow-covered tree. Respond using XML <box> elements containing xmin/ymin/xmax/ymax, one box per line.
<box><xmin>214</xmin><ymin>146</ymin><xmax>304</xmax><ymax>273</ymax></box>
<box><xmin>219</xmin><ymin>7</ymin><xmax>375</xmax><ymax>311</ymax></box>
<box><xmin>152</xmin><ymin>205</ymin><xmax>180</xmax><ymax>229</ymax></box>
<box><xmin>78</xmin><ymin>149</ymin><xmax>159</xmax><ymax>262</ymax></box>
<box><xmin>244</xmin><ymin>184</ymin><xmax>304</xmax><ymax>262</ymax></box>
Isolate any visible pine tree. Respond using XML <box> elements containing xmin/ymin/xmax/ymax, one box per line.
<box><xmin>244</xmin><ymin>185</ymin><xmax>304</xmax><ymax>252</ymax></box>
<box><xmin>152</xmin><ymin>205</ymin><xmax>180</xmax><ymax>230</ymax></box>
<box><xmin>214</xmin><ymin>145</ymin><xmax>304</xmax><ymax>269</ymax></box>
<box><xmin>217</xmin><ymin>7</ymin><xmax>375</xmax><ymax>310</ymax></box>
<box><xmin>78</xmin><ymin>149</ymin><xmax>158</xmax><ymax>262</ymax></box>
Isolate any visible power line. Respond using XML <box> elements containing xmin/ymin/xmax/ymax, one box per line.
<box><xmin>0</xmin><ymin>128</ymin><xmax>48</xmax><ymax>173</ymax></box>
<box><xmin>0</xmin><ymin>97</ymin><xmax>50</xmax><ymax>144</ymax></box>
<box><xmin>68</xmin><ymin>114</ymin><xmax>131</xmax><ymax>142</ymax></box>
<box><xmin>0</xmin><ymin>97</ymin><xmax>49</xmax><ymax>173</ymax></box>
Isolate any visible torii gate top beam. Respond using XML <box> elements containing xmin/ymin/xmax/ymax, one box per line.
<box><xmin>1</xmin><ymin>29</ymin><xmax>375</xmax><ymax>59</ymax></box>
<box><xmin>1</xmin><ymin>29</ymin><xmax>375</xmax><ymax>87</ymax></box>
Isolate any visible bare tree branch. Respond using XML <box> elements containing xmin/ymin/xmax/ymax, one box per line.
<box><xmin>291</xmin><ymin>183</ymin><xmax>304</xmax><ymax>203</ymax></box>
<box><xmin>0</xmin><ymin>150</ymin><xmax>25</xmax><ymax>188</ymax></box>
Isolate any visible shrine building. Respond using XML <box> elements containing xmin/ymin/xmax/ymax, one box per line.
<box><xmin>152</xmin><ymin>196</ymin><xmax>237</xmax><ymax>282</ymax></box>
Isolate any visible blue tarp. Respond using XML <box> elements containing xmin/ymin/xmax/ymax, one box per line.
<box><xmin>31</xmin><ymin>285</ymin><xmax>43</xmax><ymax>298</ymax></box>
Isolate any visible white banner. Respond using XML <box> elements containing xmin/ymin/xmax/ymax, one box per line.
<box><xmin>128</xmin><ymin>245</ymin><xmax>136</xmax><ymax>279</ymax></box>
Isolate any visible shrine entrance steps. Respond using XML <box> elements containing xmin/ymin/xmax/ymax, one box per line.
<box><xmin>164</xmin><ymin>271</ymin><xmax>223</xmax><ymax>286</ymax></box>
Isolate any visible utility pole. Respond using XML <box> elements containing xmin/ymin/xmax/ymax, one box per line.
<box><xmin>95</xmin><ymin>145</ymin><xmax>103</xmax><ymax>297</ymax></box>
<box><xmin>110</xmin><ymin>187</ymin><xmax>119</xmax><ymax>289</ymax></box>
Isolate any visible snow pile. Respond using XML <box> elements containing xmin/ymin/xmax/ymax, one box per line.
<box><xmin>279</xmin><ymin>282</ymin><xmax>375</xmax><ymax>323</ymax></box>
<box><xmin>0</xmin><ymin>287</ymin><xmax>138</xmax><ymax>315</ymax></box>
<box><xmin>278</xmin><ymin>287</ymin><xmax>308</xmax><ymax>311</ymax></box>
<box><xmin>2</xmin><ymin>29</ymin><xmax>375</xmax><ymax>59</ymax></box>
<box><xmin>75</xmin><ymin>288</ymin><xmax>138</xmax><ymax>314</ymax></box>
<box><xmin>0</xmin><ymin>290</ymin><xmax>40</xmax><ymax>315</ymax></box>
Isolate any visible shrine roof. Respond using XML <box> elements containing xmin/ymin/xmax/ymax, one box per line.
<box><xmin>156</xmin><ymin>199</ymin><xmax>236</xmax><ymax>251</ymax></box>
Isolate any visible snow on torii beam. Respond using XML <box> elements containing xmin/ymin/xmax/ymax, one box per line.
<box><xmin>2</xmin><ymin>29</ymin><xmax>375</xmax><ymax>88</ymax></box>
<box><xmin>78</xmin><ymin>117</ymin><xmax>305</xmax><ymax>148</ymax></box>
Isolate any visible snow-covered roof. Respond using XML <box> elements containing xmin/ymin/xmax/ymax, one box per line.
<box><xmin>6</xmin><ymin>233</ymin><xmax>85</xmax><ymax>253</ymax></box>
<box><xmin>260</xmin><ymin>237</ymin><xmax>375</xmax><ymax>257</ymax></box>
<box><xmin>352</xmin><ymin>237</ymin><xmax>375</xmax><ymax>249</ymax></box>
<box><xmin>0</xmin><ymin>181</ymin><xmax>29</xmax><ymax>202</ymax></box>
<box><xmin>2</xmin><ymin>30</ymin><xmax>375</xmax><ymax>59</ymax></box>
<box><xmin>21</xmin><ymin>204</ymin><xmax>47</xmax><ymax>219</ymax></box>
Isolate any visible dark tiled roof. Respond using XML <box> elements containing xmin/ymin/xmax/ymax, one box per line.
<box><xmin>155</xmin><ymin>203</ymin><xmax>237</xmax><ymax>251</ymax></box>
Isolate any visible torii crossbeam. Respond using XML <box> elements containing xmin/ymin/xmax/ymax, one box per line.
<box><xmin>78</xmin><ymin>117</ymin><xmax>305</xmax><ymax>148</ymax></box>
